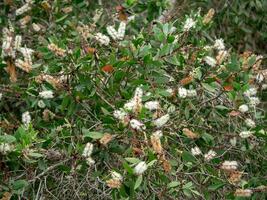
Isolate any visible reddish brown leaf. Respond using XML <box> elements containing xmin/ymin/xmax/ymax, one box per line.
<box><xmin>179</xmin><ymin>76</ymin><xmax>193</xmax><ymax>86</ymax></box>
<box><xmin>102</xmin><ymin>65</ymin><xmax>114</xmax><ymax>73</ymax></box>
<box><xmin>223</xmin><ymin>85</ymin><xmax>233</xmax><ymax>91</ymax></box>
<box><xmin>229</xmin><ymin>110</ymin><xmax>241</xmax><ymax>117</ymax></box>
<box><xmin>6</xmin><ymin>60</ymin><xmax>17</xmax><ymax>82</ymax></box>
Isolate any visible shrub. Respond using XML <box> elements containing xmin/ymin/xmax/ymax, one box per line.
<box><xmin>0</xmin><ymin>0</ymin><xmax>266</xmax><ymax>199</ymax></box>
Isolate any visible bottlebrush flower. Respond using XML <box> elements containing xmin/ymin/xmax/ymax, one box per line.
<box><xmin>214</xmin><ymin>39</ymin><xmax>225</xmax><ymax>50</ymax></box>
<box><xmin>186</xmin><ymin>89</ymin><xmax>197</xmax><ymax>97</ymax></box>
<box><xmin>111</xmin><ymin>171</ymin><xmax>123</xmax><ymax>181</ymax></box>
<box><xmin>216</xmin><ymin>50</ymin><xmax>228</xmax><ymax>65</ymax></box>
<box><xmin>14</xmin><ymin>35</ymin><xmax>22</xmax><ymax>50</ymax></box>
<box><xmin>86</xmin><ymin>157</ymin><xmax>95</xmax><ymax>165</ymax></box>
<box><xmin>39</xmin><ymin>90</ymin><xmax>54</xmax><ymax>99</ymax></box>
<box><xmin>106</xmin><ymin>178</ymin><xmax>122</xmax><ymax>189</ymax></box>
<box><xmin>124</xmin><ymin>87</ymin><xmax>143</xmax><ymax>114</ymax></box>
<box><xmin>238</xmin><ymin>104</ymin><xmax>249</xmax><ymax>113</ymax></box>
<box><xmin>178</xmin><ymin>87</ymin><xmax>187</xmax><ymax>98</ymax></box>
<box><xmin>144</xmin><ymin>101</ymin><xmax>160</xmax><ymax>111</ymax></box>
<box><xmin>22</xmin><ymin>111</ymin><xmax>31</xmax><ymax>126</ymax></box>
<box><xmin>117</xmin><ymin>22</ymin><xmax>126</xmax><ymax>40</ymax></box>
<box><xmin>0</xmin><ymin>93</ymin><xmax>2</xmax><ymax>100</ymax></box>
<box><xmin>204</xmin><ymin>56</ymin><xmax>216</xmax><ymax>67</ymax></box>
<box><xmin>244</xmin><ymin>88</ymin><xmax>257</xmax><ymax>97</ymax></box>
<box><xmin>130</xmin><ymin>119</ymin><xmax>146</xmax><ymax>131</ymax></box>
<box><xmin>183</xmin><ymin>18</ymin><xmax>196</xmax><ymax>31</ymax></box>
<box><xmin>16</xmin><ymin>2</ymin><xmax>32</xmax><ymax>16</ymax></box>
<box><xmin>113</xmin><ymin>109</ymin><xmax>129</xmax><ymax>125</ymax></box>
<box><xmin>203</xmin><ymin>8</ymin><xmax>215</xmax><ymax>24</ymax></box>
<box><xmin>191</xmin><ymin>146</ymin><xmax>202</xmax><ymax>156</ymax></box>
<box><xmin>0</xmin><ymin>143</ymin><xmax>12</xmax><ymax>155</ymax></box>
<box><xmin>204</xmin><ymin>150</ymin><xmax>217</xmax><ymax>161</ymax></box>
<box><xmin>248</xmin><ymin>97</ymin><xmax>260</xmax><ymax>106</ymax></box>
<box><xmin>47</xmin><ymin>43</ymin><xmax>66</xmax><ymax>57</ymax></box>
<box><xmin>82</xmin><ymin>142</ymin><xmax>93</xmax><ymax>158</ymax></box>
<box><xmin>239</xmin><ymin>131</ymin><xmax>253</xmax><ymax>138</ymax></box>
<box><xmin>220</xmin><ymin>161</ymin><xmax>238</xmax><ymax>171</ymax></box>
<box><xmin>134</xmin><ymin>161</ymin><xmax>148</xmax><ymax>175</ymax></box>
<box><xmin>244</xmin><ymin>118</ymin><xmax>256</xmax><ymax>128</ymax></box>
<box><xmin>95</xmin><ymin>33</ymin><xmax>110</xmax><ymax>46</ymax></box>
<box><xmin>234</xmin><ymin>189</ymin><xmax>253</xmax><ymax>197</ymax></box>
<box><xmin>151</xmin><ymin>131</ymin><xmax>163</xmax><ymax>154</ymax></box>
<box><xmin>153</xmin><ymin>114</ymin><xmax>170</xmax><ymax>128</ymax></box>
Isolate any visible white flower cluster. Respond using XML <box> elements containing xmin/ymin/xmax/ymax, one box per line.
<box><xmin>111</xmin><ymin>171</ymin><xmax>123</xmax><ymax>181</ymax></box>
<box><xmin>144</xmin><ymin>101</ymin><xmax>160</xmax><ymax>111</ymax></box>
<box><xmin>15</xmin><ymin>0</ymin><xmax>33</xmax><ymax>16</ymax></box>
<box><xmin>107</xmin><ymin>22</ymin><xmax>126</xmax><ymax>41</ymax></box>
<box><xmin>130</xmin><ymin>119</ymin><xmax>146</xmax><ymax>131</ymax></box>
<box><xmin>134</xmin><ymin>161</ymin><xmax>148</xmax><ymax>175</ymax></box>
<box><xmin>39</xmin><ymin>90</ymin><xmax>54</xmax><ymax>99</ymax></box>
<box><xmin>82</xmin><ymin>142</ymin><xmax>95</xmax><ymax>165</ymax></box>
<box><xmin>238</xmin><ymin>104</ymin><xmax>249</xmax><ymax>113</ymax></box>
<box><xmin>95</xmin><ymin>21</ymin><xmax>127</xmax><ymax>45</ymax></box>
<box><xmin>239</xmin><ymin>130</ymin><xmax>254</xmax><ymax>138</ymax></box>
<box><xmin>213</xmin><ymin>39</ymin><xmax>225</xmax><ymax>51</ymax></box>
<box><xmin>22</xmin><ymin>111</ymin><xmax>31</xmax><ymax>127</ymax></box>
<box><xmin>178</xmin><ymin>87</ymin><xmax>197</xmax><ymax>98</ymax></box>
<box><xmin>0</xmin><ymin>93</ymin><xmax>2</xmax><ymax>101</ymax></box>
<box><xmin>204</xmin><ymin>56</ymin><xmax>217</xmax><ymax>67</ymax></box>
<box><xmin>113</xmin><ymin>87</ymin><xmax>171</xmax><ymax>130</ymax></box>
<box><xmin>244</xmin><ymin>118</ymin><xmax>256</xmax><ymax>128</ymax></box>
<box><xmin>0</xmin><ymin>143</ymin><xmax>13</xmax><ymax>155</ymax></box>
<box><xmin>95</xmin><ymin>33</ymin><xmax>110</xmax><ymax>46</ymax></box>
<box><xmin>243</xmin><ymin>87</ymin><xmax>260</xmax><ymax>106</ymax></box>
<box><xmin>191</xmin><ymin>146</ymin><xmax>202</xmax><ymax>156</ymax></box>
<box><xmin>220</xmin><ymin>161</ymin><xmax>238</xmax><ymax>171</ymax></box>
<box><xmin>153</xmin><ymin>114</ymin><xmax>170</xmax><ymax>128</ymax></box>
<box><xmin>204</xmin><ymin>149</ymin><xmax>217</xmax><ymax>161</ymax></box>
<box><xmin>183</xmin><ymin>18</ymin><xmax>196</xmax><ymax>31</ymax></box>
<box><xmin>1</xmin><ymin>25</ymin><xmax>34</xmax><ymax>73</ymax></box>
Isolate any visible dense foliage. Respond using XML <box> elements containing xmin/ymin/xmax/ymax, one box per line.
<box><xmin>0</xmin><ymin>0</ymin><xmax>266</xmax><ymax>199</ymax></box>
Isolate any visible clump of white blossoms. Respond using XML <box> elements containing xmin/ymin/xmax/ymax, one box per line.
<box><xmin>153</xmin><ymin>114</ymin><xmax>170</xmax><ymax>128</ymax></box>
<box><xmin>178</xmin><ymin>87</ymin><xmax>197</xmax><ymax>98</ymax></box>
<box><xmin>204</xmin><ymin>150</ymin><xmax>217</xmax><ymax>161</ymax></box>
<box><xmin>0</xmin><ymin>143</ymin><xmax>13</xmax><ymax>155</ymax></box>
<box><xmin>15</xmin><ymin>0</ymin><xmax>33</xmax><ymax>16</ymax></box>
<box><xmin>0</xmin><ymin>93</ymin><xmax>2</xmax><ymax>100</ymax></box>
<box><xmin>39</xmin><ymin>90</ymin><xmax>54</xmax><ymax>99</ymax></box>
<box><xmin>191</xmin><ymin>146</ymin><xmax>202</xmax><ymax>156</ymax></box>
<box><xmin>220</xmin><ymin>161</ymin><xmax>238</xmax><ymax>171</ymax></box>
<box><xmin>248</xmin><ymin>97</ymin><xmax>260</xmax><ymax>106</ymax></box>
<box><xmin>239</xmin><ymin>131</ymin><xmax>253</xmax><ymax>138</ymax></box>
<box><xmin>22</xmin><ymin>111</ymin><xmax>31</xmax><ymax>127</ymax></box>
<box><xmin>95</xmin><ymin>33</ymin><xmax>110</xmax><ymax>46</ymax></box>
<box><xmin>113</xmin><ymin>109</ymin><xmax>129</xmax><ymax>125</ymax></box>
<box><xmin>82</xmin><ymin>142</ymin><xmax>95</xmax><ymax>165</ymax></box>
<box><xmin>144</xmin><ymin>101</ymin><xmax>160</xmax><ymax>111</ymax></box>
<box><xmin>204</xmin><ymin>56</ymin><xmax>217</xmax><ymax>67</ymax></box>
<box><xmin>134</xmin><ymin>161</ymin><xmax>148</xmax><ymax>175</ymax></box>
<box><xmin>213</xmin><ymin>39</ymin><xmax>225</xmax><ymax>50</ymax></box>
<box><xmin>1</xmin><ymin>23</ymin><xmax>34</xmax><ymax>76</ymax></box>
<box><xmin>178</xmin><ymin>87</ymin><xmax>187</xmax><ymax>98</ymax></box>
<box><xmin>107</xmin><ymin>21</ymin><xmax>126</xmax><ymax>41</ymax></box>
<box><xmin>238</xmin><ymin>104</ymin><xmax>249</xmax><ymax>113</ymax></box>
<box><xmin>244</xmin><ymin>118</ymin><xmax>256</xmax><ymax>128</ymax></box>
<box><xmin>124</xmin><ymin>87</ymin><xmax>143</xmax><ymax>113</ymax></box>
<box><xmin>244</xmin><ymin>87</ymin><xmax>257</xmax><ymax>97</ymax></box>
<box><xmin>183</xmin><ymin>18</ymin><xmax>196</xmax><ymax>31</ymax></box>
<box><xmin>234</xmin><ymin>189</ymin><xmax>253</xmax><ymax>197</ymax></box>
<box><xmin>130</xmin><ymin>119</ymin><xmax>146</xmax><ymax>131</ymax></box>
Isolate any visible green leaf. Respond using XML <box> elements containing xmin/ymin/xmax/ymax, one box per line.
<box><xmin>28</xmin><ymin>152</ymin><xmax>43</xmax><ymax>158</ymax></box>
<box><xmin>122</xmin><ymin>162</ymin><xmax>134</xmax><ymax>174</ymax></box>
<box><xmin>182</xmin><ymin>151</ymin><xmax>196</xmax><ymax>163</ymax></box>
<box><xmin>147</xmin><ymin>160</ymin><xmax>157</xmax><ymax>167</ymax></box>
<box><xmin>202</xmin><ymin>82</ymin><xmax>217</xmax><ymax>92</ymax></box>
<box><xmin>168</xmin><ymin>181</ymin><xmax>180</xmax><ymax>188</ymax></box>
<box><xmin>83</xmin><ymin>128</ymin><xmax>103</xmax><ymax>139</ymax></box>
<box><xmin>12</xmin><ymin>179</ymin><xmax>29</xmax><ymax>191</ymax></box>
<box><xmin>134</xmin><ymin>175</ymin><xmax>143</xmax><ymax>190</ymax></box>
<box><xmin>208</xmin><ymin>183</ymin><xmax>225</xmax><ymax>191</ymax></box>
<box><xmin>0</xmin><ymin>135</ymin><xmax>16</xmax><ymax>143</ymax></box>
